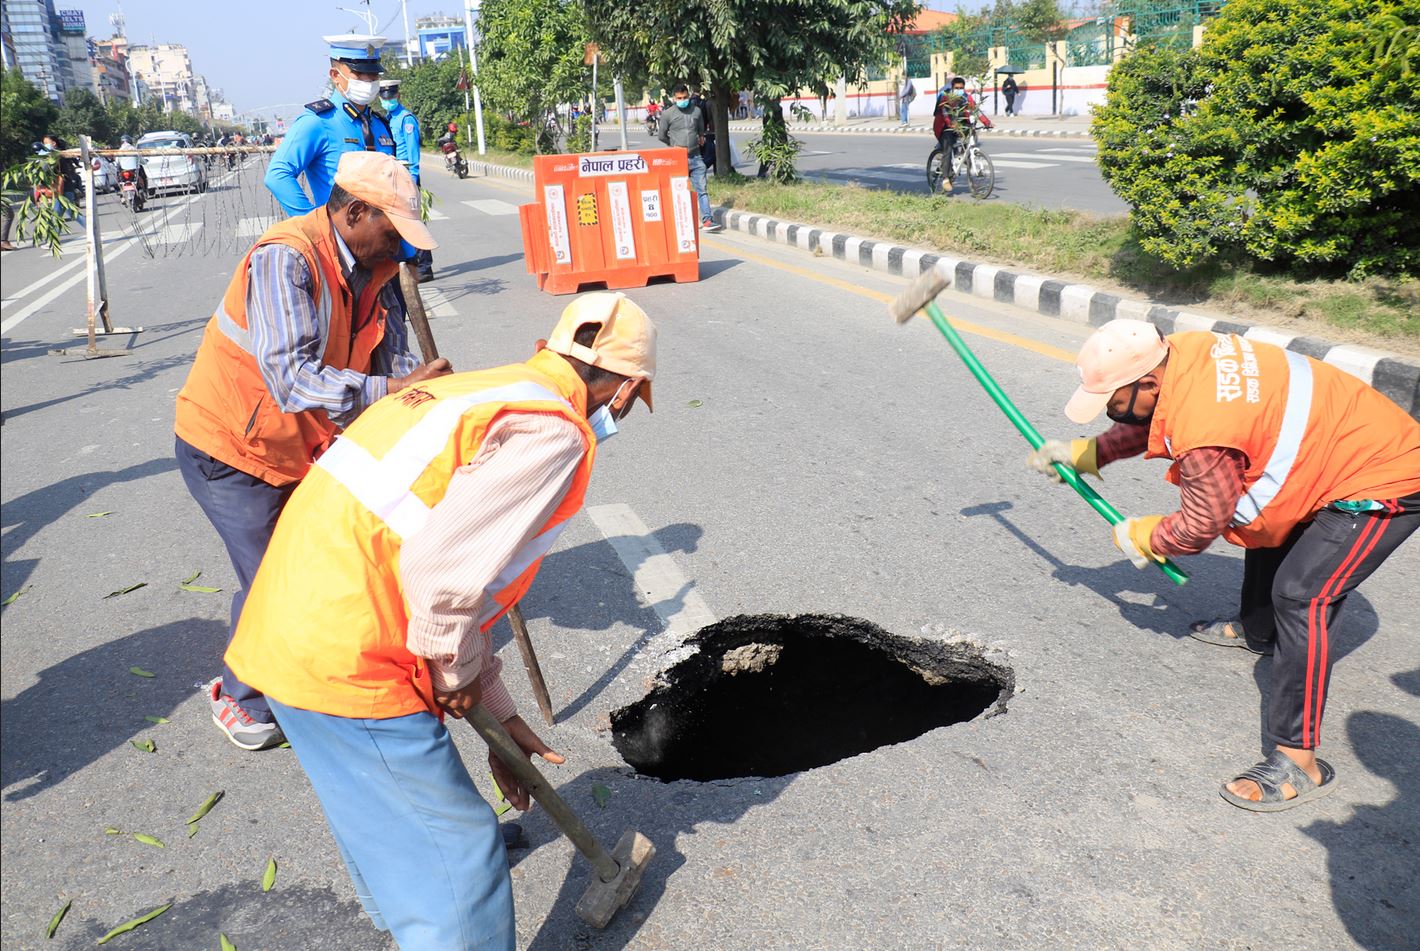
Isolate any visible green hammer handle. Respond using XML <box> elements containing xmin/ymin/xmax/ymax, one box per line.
<box><xmin>921</xmin><ymin>299</ymin><xmax>1189</xmax><ymax>586</ymax></box>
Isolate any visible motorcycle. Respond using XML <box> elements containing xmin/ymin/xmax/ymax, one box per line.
<box><xmin>441</xmin><ymin>140</ymin><xmax>469</xmax><ymax>179</ymax></box>
<box><xmin>117</xmin><ymin>165</ymin><xmax>145</xmax><ymax>212</ymax></box>
<box><xmin>645</xmin><ymin>111</ymin><xmax>659</xmax><ymax>137</ymax></box>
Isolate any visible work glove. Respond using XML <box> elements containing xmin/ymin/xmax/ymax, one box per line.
<box><xmin>1027</xmin><ymin>438</ymin><xmax>1100</xmax><ymax>482</ymax></box>
<box><xmin>1112</xmin><ymin>515</ymin><xmax>1165</xmax><ymax>568</ymax></box>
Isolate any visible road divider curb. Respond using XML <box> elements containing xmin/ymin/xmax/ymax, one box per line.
<box><xmin>724</xmin><ymin>122</ymin><xmax>1092</xmax><ymax>139</ymax></box>
<box><xmin>469</xmin><ymin>160</ymin><xmax>534</xmax><ymax>183</ymax></box>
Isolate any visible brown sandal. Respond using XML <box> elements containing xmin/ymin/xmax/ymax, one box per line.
<box><xmin>1188</xmin><ymin>619</ymin><xmax>1273</xmax><ymax>655</ymax></box>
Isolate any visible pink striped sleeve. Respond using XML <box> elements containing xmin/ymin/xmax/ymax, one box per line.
<box><xmin>399</xmin><ymin>412</ymin><xmax>586</xmax><ymax>714</ymax></box>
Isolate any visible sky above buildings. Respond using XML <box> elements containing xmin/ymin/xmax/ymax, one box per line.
<box><xmin>63</xmin><ymin>0</ymin><xmax>964</xmax><ymax>125</ymax></box>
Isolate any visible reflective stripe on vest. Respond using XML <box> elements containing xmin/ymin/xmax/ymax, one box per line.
<box><xmin>212</xmin><ymin>272</ymin><xmax>334</xmax><ymax>356</ymax></box>
<box><xmin>1233</xmin><ymin>351</ymin><xmax>1315</xmax><ymax>527</ymax></box>
<box><xmin>314</xmin><ymin>381</ymin><xmax>572</xmax><ymax>539</ymax></box>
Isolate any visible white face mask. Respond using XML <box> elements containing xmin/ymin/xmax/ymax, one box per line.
<box><xmin>343</xmin><ymin>76</ymin><xmax>379</xmax><ymax>106</ymax></box>
<box><xmin>589</xmin><ymin>381</ymin><xmax>634</xmax><ymax>443</ymax></box>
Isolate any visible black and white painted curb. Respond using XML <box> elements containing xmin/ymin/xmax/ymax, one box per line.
<box><xmin>724</xmin><ymin>121</ymin><xmax>1091</xmax><ymax>139</ymax></box>
<box><xmin>469</xmin><ymin>160</ymin><xmax>535</xmax><ymax>183</ymax></box>
<box><xmin>710</xmin><ymin>207</ymin><xmax>1419</xmax><ymax>416</ymax></box>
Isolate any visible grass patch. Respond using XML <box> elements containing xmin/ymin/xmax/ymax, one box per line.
<box><xmin>708</xmin><ymin>177</ymin><xmax>1419</xmax><ymax>348</ymax></box>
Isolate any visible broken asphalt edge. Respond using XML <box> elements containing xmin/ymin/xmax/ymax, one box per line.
<box><xmin>466</xmin><ymin>157</ymin><xmax>1420</xmax><ymax>418</ymax></box>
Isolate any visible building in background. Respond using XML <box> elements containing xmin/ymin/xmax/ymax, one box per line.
<box><xmin>56</xmin><ymin>10</ymin><xmax>94</xmax><ymax>95</ymax></box>
<box><xmin>3</xmin><ymin>0</ymin><xmax>67</xmax><ymax>101</ymax></box>
<box><xmin>415</xmin><ymin>13</ymin><xmax>465</xmax><ymax>60</ymax></box>
<box><xmin>126</xmin><ymin>42</ymin><xmax>196</xmax><ymax>114</ymax></box>
<box><xmin>89</xmin><ymin>39</ymin><xmax>132</xmax><ymax>104</ymax></box>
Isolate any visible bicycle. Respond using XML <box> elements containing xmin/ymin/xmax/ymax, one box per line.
<box><xmin>925</xmin><ymin>123</ymin><xmax>995</xmax><ymax>199</ymax></box>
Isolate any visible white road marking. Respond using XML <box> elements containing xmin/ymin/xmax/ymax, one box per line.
<box><xmin>1040</xmin><ymin>146</ymin><xmax>1098</xmax><ymax>153</ymax></box>
<box><xmin>0</xmin><ymin>254</ymin><xmax>88</xmax><ymax>307</ymax></box>
<box><xmin>994</xmin><ymin>151</ymin><xmax>1096</xmax><ymax>164</ymax></box>
<box><xmin>155</xmin><ymin>222</ymin><xmax>204</xmax><ymax>247</ymax></box>
<box><xmin>988</xmin><ymin>159</ymin><xmax>1057</xmax><ymax>169</ymax></box>
<box><xmin>586</xmin><ymin>503</ymin><xmax>717</xmax><ymax>638</ymax></box>
<box><xmin>236</xmin><ymin>216</ymin><xmax>279</xmax><ymax>237</ymax></box>
<box><xmin>426</xmin><ymin>207</ymin><xmax>449</xmax><ymax>220</ymax></box>
<box><xmin>462</xmin><ymin>198</ymin><xmax>519</xmax><ymax>216</ymax></box>
<box><xmin>417</xmin><ymin>284</ymin><xmax>457</xmax><ymax>318</ymax></box>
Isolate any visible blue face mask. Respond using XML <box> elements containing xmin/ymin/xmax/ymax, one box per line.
<box><xmin>588</xmin><ymin>405</ymin><xmax>619</xmax><ymax>443</ymax></box>
<box><xmin>380</xmin><ymin>98</ymin><xmax>399</xmax><ymax>111</ymax></box>
<box><xmin>675</xmin><ymin>99</ymin><xmax>692</xmax><ymax>110</ymax></box>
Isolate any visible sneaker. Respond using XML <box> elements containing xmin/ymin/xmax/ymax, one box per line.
<box><xmin>207</xmin><ymin>677</ymin><xmax>285</xmax><ymax>750</ymax></box>
<box><xmin>701</xmin><ymin>217</ymin><xmax>722</xmax><ymax>233</ymax></box>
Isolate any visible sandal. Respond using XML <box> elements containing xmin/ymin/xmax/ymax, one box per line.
<box><xmin>1188</xmin><ymin>619</ymin><xmax>1273</xmax><ymax>655</ymax></box>
<box><xmin>1220</xmin><ymin>750</ymin><xmax>1337</xmax><ymax>812</ymax></box>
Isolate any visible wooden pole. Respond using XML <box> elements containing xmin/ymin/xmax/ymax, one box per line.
<box><xmin>508</xmin><ymin>604</ymin><xmax>556</xmax><ymax>726</ymax></box>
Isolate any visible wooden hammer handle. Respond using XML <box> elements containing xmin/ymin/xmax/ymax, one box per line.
<box><xmin>399</xmin><ymin>263</ymin><xmax>440</xmax><ymax>363</ymax></box>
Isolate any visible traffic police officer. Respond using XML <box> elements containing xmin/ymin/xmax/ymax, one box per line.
<box><xmin>265</xmin><ymin>34</ymin><xmax>397</xmax><ymax>216</ymax></box>
<box><xmin>380</xmin><ymin>77</ymin><xmax>433</xmax><ymax>282</ymax></box>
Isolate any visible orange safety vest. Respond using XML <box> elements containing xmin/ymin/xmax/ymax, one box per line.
<box><xmin>224</xmin><ymin>351</ymin><xmax>597</xmax><ymax>719</ymax></box>
<box><xmin>1147</xmin><ymin>332</ymin><xmax>1420</xmax><ymax>548</ymax></box>
<box><xmin>174</xmin><ymin>207</ymin><xmax>397</xmax><ymax>486</ymax></box>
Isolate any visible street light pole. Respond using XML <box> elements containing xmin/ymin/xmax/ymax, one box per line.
<box><xmin>400</xmin><ymin>0</ymin><xmax>413</xmax><ymax>66</ymax></box>
<box><xmin>464</xmin><ymin>0</ymin><xmax>486</xmax><ymax>155</ymax></box>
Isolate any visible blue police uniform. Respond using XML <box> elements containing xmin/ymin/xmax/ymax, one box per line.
<box><xmin>265</xmin><ymin>89</ymin><xmax>396</xmax><ymax>217</ymax></box>
<box><xmin>385</xmin><ymin>102</ymin><xmax>421</xmax><ymax>185</ymax></box>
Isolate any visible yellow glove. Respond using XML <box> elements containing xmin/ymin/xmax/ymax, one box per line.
<box><xmin>1027</xmin><ymin>438</ymin><xmax>1101</xmax><ymax>483</ymax></box>
<box><xmin>1112</xmin><ymin>515</ymin><xmax>1165</xmax><ymax>568</ymax></box>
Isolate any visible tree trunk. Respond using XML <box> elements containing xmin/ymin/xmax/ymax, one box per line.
<box><xmin>713</xmin><ymin>84</ymin><xmax>732</xmax><ymax>177</ymax></box>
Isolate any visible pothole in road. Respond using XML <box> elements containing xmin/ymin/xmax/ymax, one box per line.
<box><xmin>611</xmin><ymin>614</ymin><xmax>1014</xmax><ymax>782</ymax></box>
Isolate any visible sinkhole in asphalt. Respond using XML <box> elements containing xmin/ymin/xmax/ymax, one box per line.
<box><xmin>611</xmin><ymin>614</ymin><xmax>1014</xmax><ymax>782</ymax></box>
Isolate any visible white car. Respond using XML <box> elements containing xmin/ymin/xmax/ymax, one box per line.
<box><xmin>90</xmin><ymin>153</ymin><xmax>118</xmax><ymax>193</ymax></box>
<box><xmin>136</xmin><ymin>131</ymin><xmax>208</xmax><ymax>195</ymax></box>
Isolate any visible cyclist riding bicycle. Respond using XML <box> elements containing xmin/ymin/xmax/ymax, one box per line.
<box><xmin>932</xmin><ymin>77</ymin><xmax>992</xmax><ymax>187</ymax></box>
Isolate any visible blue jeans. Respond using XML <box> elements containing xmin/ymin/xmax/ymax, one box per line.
<box><xmin>688</xmin><ymin>153</ymin><xmax>711</xmax><ymax>221</ymax></box>
<box><xmin>175</xmin><ymin>436</ymin><xmax>294</xmax><ymax>722</ymax></box>
<box><xmin>899</xmin><ymin>99</ymin><xmax>911</xmax><ymax>123</ymax></box>
<box><xmin>269</xmin><ymin>700</ymin><xmax>516</xmax><ymax>951</ymax></box>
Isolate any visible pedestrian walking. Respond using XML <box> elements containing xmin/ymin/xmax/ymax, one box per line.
<box><xmin>379</xmin><ymin>77</ymin><xmax>433</xmax><ymax>282</ymax></box>
<box><xmin>223</xmin><ymin>292</ymin><xmax>658</xmax><ymax>949</ymax></box>
<box><xmin>175</xmin><ymin>151</ymin><xmax>448</xmax><ymax>751</ymax></box>
<box><xmin>658</xmin><ymin>82</ymin><xmax>720</xmax><ymax>232</ymax></box>
<box><xmin>899</xmin><ymin>75</ymin><xmax>917</xmax><ymax>125</ymax></box>
<box><xmin>1028</xmin><ymin>320</ymin><xmax>1420</xmax><ymax>811</ymax></box>
<box><xmin>1002</xmin><ymin>75</ymin><xmax>1019</xmax><ymax>116</ymax></box>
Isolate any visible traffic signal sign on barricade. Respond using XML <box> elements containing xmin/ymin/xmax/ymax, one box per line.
<box><xmin>519</xmin><ymin>148</ymin><xmax>701</xmax><ymax>295</ymax></box>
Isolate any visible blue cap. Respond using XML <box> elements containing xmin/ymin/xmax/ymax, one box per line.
<box><xmin>324</xmin><ymin>33</ymin><xmax>387</xmax><ymax>73</ymax></box>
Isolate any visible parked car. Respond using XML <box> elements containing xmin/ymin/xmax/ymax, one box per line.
<box><xmin>90</xmin><ymin>153</ymin><xmax>118</xmax><ymax>193</ymax></box>
<box><xmin>136</xmin><ymin>131</ymin><xmax>208</xmax><ymax>195</ymax></box>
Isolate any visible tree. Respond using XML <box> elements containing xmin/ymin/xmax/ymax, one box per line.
<box><xmin>586</xmin><ymin>0</ymin><xmax>920</xmax><ymax>175</ymax></box>
<box><xmin>385</xmin><ymin>54</ymin><xmax>467</xmax><ymax>144</ymax></box>
<box><xmin>1094</xmin><ymin>0</ymin><xmax>1420</xmax><ymax>276</ymax></box>
<box><xmin>1</xmin><ymin>68</ymin><xmax>59</xmax><ymax>169</ymax></box>
<box><xmin>55</xmin><ymin>88</ymin><xmax>117</xmax><ymax>146</ymax></box>
<box><xmin>476</xmin><ymin>0</ymin><xmax>595</xmax><ymax>152</ymax></box>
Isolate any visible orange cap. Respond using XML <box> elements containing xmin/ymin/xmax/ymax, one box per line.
<box><xmin>333</xmin><ymin>151</ymin><xmax>437</xmax><ymax>251</ymax></box>
<box><xmin>1064</xmin><ymin>319</ymin><xmax>1169</xmax><ymax>423</ymax></box>
<box><xmin>546</xmin><ymin>292</ymin><xmax>657</xmax><ymax>410</ymax></box>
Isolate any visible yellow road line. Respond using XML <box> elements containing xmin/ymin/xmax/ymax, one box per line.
<box><xmin>704</xmin><ymin>237</ymin><xmax>1076</xmax><ymax>363</ymax></box>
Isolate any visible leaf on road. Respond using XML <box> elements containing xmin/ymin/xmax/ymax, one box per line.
<box><xmin>591</xmin><ymin>784</ymin><xmax>612</xmax><ymax>809</ymax></box>
<box><xmin>96</xmin><ymin>904</ymin><xmax>171</xmax><ymax>945</ymax></box>
<box><xmin>129</xmin><ymin>666</ymin><xmax>155</xmax><ymax>678</ymax></box>
<box><xmin>104</xmin><ymin>827</ymin><xmax>123</xmax><ymax>836</ymax></box>
<box><xmin>261</xmin><ymin>857</ymin><xmax>277</xmax><ymax>892</ymax></box>
<box><xmin>179</xmin><ymin>584</ymin><xmax>223</xmax><ymax>593</ymax></box>
<box><xmin>488</xmin><ymin>774</ymin><xmax>512</xmax><ymax>816</ymax></box>
<box><xmin>181</xmin><ymin>570</ymin><xmax>202</xmax><ymax>584</ymax></box>
<box><xmin>46</xmin><ymin>898</ymin><xmax>72</xmax><ymax>938</ymax></box>
<box><xmin>3</xmin><ymin>585</ymin><xmax>32</xmax><ymax>606</ymax></box>
<box><xmin>130</xmin><ymin>739</ymin><xmax>156</xmax><ymax>753</ymax></box>
<box><xmin>144</xmin><ymin>715</ymin><xmax>169</xmax><ymax>724</ymax></box>
<box><xmin>85</xmin><ymin>511</ymin><xmax>114</xmax><ymax>518</ymax></box>
<box><xmin>132</xmin><ymin>833</ymin><xmax>165</xmax><ymax>849</ymax></box>
<box><xmin>105</xmin><ymin>582</ymin><xmax>147</xmax><ymax>599</ymax></box>
<box><xmin>276</xmin><ymin>741</ymin><xmax>291</xmax><ymax>749</ymax></box>
<box><xmin>187</xmin><ymin>791</ymin><xmax>224</xmax><ymax>825</ymax></box>
<box><xmin>220</xmin><ymin>933</ymin><xmax>237</xmax><ymax>951</ymax></box>
<box><xmin>687</xmin><ymin>399</ymin><xmax>704</xmax><ymax>408</ymax></box>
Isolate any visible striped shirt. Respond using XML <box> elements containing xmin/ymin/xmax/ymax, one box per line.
<box><xmin>399</xmin><ymin>412</ymin><xmax>587</xmax><ymax>717</ymax></box>
<box><xmin>246</xmin><ymin>228</ymin><xmax>419</xmax><ymax>428</ymax></box>
<box><xmin>1096</xmin><ymin>421</ymin><xmax>1247</xmax><ymax>557</ymax></box>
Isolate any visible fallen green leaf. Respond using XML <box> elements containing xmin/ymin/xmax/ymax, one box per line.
<box><xmin>187</xmin><ymin>790</ymin><xmax>224</xmax><ymax>825</ymax></box>
<box><xmin>132</xmin><ymin>833</ymin><xmax>164</xmax><ymax>849</ymax></box>
<box><xmin>104</xmin><ymin>827</ymin><xmax>123</xmax><ymax>836</ymax></box>
<box><xmin>85</xmin><ymin>511</ymin><xmax>114</xmax><ymax>518</ymax></box>
<box><xmin>687</xmin><ymin>399</ymin><xmax>704</xmax><ymax>408</ymax></box>
<box><xmin>261</xmin><ymin>857</ymin><xmax>277</xmax><ymax>892</ymax></box>
<box><xmin>46</xmin><ymin>898</ymin><xmax>72</xmax><ymax>939</ymax></box>
<box><xmin>96</xmin><ymin>904</ymin><xmax>171</xmax><ymax>945</ymax></box>
<box><xmin>181</xmin><ymin>570</ymin><xmax>201</xmax><ymax>584</ymax></box>
<box><xmin>144</xmin><ymin>715</ymin><xmax>169</xmax><ymax>725</ymax></box>
<box><xmin>130</xmin><ymin>739</ymin><xmax>156</xmax><ymax>753</ymax></box>
<box><xmin>129</xmin><ymin>666</ymin><xmax>155</xmax><ymax>678</ymax></box>
<box><xmin>220</xmin><ymin>933</ymin><xmax>237</xmax><ymax>951</ymax></box>
<box><xmin>179</xmin><ymin>584</ymin><xmax>223</xmax><ymax>593</ymax></box>
<box><xmin>187</xmin><ymin>823</ymin><xmax>199</xmax><ymax>839</ymax></box>
<box><xmin>276</xmin><ymin>741</ymin><xmax>291</xmax><ymax>749</ymax></box>
<box><xmin>488</xmin><ymin>774</ymin><xmax>512</xmax><ymax>816</ymax></box>
<box><xmin>3</xmin><ymin>585</ymin><xmax>32</xmax><ymax>606</ymax></box>
<box><xmin>104</xmin><ymin>581</ymin><xmax>147</xmax><ymax>599</ymax></box>
<box><xmin>591</xmin><ymin>783</ymin><xmax>612</xmax><ymax>809</ymax></box>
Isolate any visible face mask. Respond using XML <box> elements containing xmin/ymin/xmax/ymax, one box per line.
<box><xmin>343</xmin><ymin>77</ymin><xmax>379</xmax><ymax>106</ymax></box>
<box><xmin>949</xmin><ymin>88</ymin><xmax>965</xmax><ymax>98</ymax></box>
<box><xmin>380</xmin><ymin>98</ymin><xmax>399</xmax><ymax>111</ymax></box>
<box><xmin>588</xmin><ymin>405</ymin><xmax>619</xmax><ymax>443</ymax></box>
<box><xmin>675</xmin><ymin>99</ymin><xmax>692</xmax><ymax>110</ymax></box>
<box><xmin>1106</xmin><ymin>381</ymin><xmax>1154</xmax><ymax>426</ymax></box>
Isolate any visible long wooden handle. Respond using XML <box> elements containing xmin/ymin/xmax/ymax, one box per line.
<box><xmin>508</xmin><ymin>605</ymin><xmax>556</xmax><ymax>726</ymax></box>
<box><xmin>399</xmin><ymin>263</ymin><xmax>439</xmax><ymax>363</ymax></box>
<box><xmin>467</xmin><ymin>707</ymin><xmax>621</xmax><ymax>882</ymax></box>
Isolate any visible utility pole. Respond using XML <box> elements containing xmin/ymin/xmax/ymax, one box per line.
<box><xmin>400</xmin><ymin>0</ymin><xmax>413</xmax><ymax>66</ymax></box>
<box><xmin>614</xmin><ymin>75</ymin><xmax>628</xmax><ymax>151</ymax></box>
<box><xmin>464</xmin><ymin>0</ymin><xmax>486</xmax><ymax>155</ymax></box>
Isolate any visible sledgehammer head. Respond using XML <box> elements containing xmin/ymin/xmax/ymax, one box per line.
<box><xmin>889</xmin><ymin>263</ymin><xmax>953</xmax><ymax>324</ymax></box>
<box><xmin>574</xmin><ymin>830</ymin><xmax>656</xmax><ymax>928</ymax></box>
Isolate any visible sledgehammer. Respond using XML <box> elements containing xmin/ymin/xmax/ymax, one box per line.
<box><xmin>889</xmin><ymin>266</ymin><xmax>1189</xmax><ymax>586</ymax></box>
<box><xmin>467</xmin><ymin>707</ymin><xmax>656</xmax><ymax>927</ymax></box>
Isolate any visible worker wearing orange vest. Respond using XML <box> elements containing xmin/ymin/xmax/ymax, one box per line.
<box><xmin>224</xmin><ymin>293</ymin><xmax>657</xmax><ymax>949</ymax></box>
<box><xmin>175</xmin><ymin>151</ymin><xmax>449</xmax><ymax>751</ymax></box>
<box><xmin>1029</xmin><ymin>320</ymin><xmax>1420</xmax><ymax>812</ymax></box>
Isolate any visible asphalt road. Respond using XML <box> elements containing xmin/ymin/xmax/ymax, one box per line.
<box><xmin>1</xmin><ymin>160</ymin><xmax>1416</xmax><ymax>950</ymax></box>
<box><xmin>612</xmin><ymin>127</ymin><xmax>1126</xmax><ymax>215</ymax></box>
